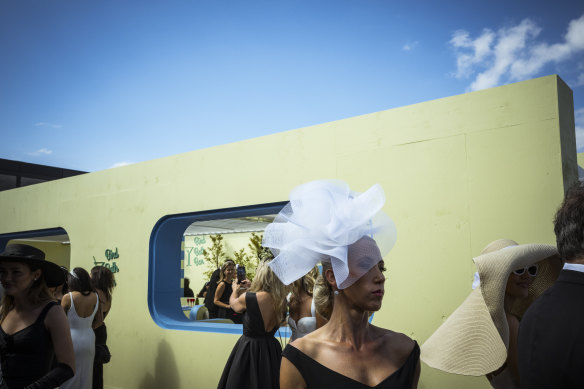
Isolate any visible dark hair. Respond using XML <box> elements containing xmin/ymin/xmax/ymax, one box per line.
<box><xmin>554</xmin><ymin>180</ymin><xmax>584</xmax><ymax>262</ymax></box>
<box><xmin>0</xmin><ymin>262</ymin><xmax>53</xmax><ymax>322</ymax></box>
<box><xmin>59</xmin><ymin>266</ymin><xmax>69</xmax><ymax>294</ymax></box>
<box><xmin>68</xmin><ymin>267</ymin><xmax>94</xmax><ymax>296</ymax></box>
<box><xmin>90</xmin><ymin>266</ymin><xmax>115</xmax><ymax>302</ymax></box>
<box><xmin>197</xmin><ymin>282</ymin><xmax>209</xmax><ymax>298</ymax></box>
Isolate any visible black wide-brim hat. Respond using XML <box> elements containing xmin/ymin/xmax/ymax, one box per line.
<box><xmin>0</xmin><ymin>244</ymin><xmax>66</xmax><ymax>287</ymax></box>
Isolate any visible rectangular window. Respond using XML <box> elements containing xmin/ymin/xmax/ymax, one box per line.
<box><xmin>148</xmin><ymin>202</ymin><xmax>291</xmax><ymax>335</ymax></box>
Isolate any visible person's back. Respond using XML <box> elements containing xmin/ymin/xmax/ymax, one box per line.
<box><xmin>518</xmin><ymin>270</ymin><xmax>584</xmax><ymax>387</ymax></box>
<box><xmin>518</xmin><ymin>181</ymin><xmax>584</xmax><ymax>388</ymax></box>
<box><xmin>217</xmin><ymin>259</ymin><xmax>290</xmax><ymax>389</ymax></box>
<box><xmin>66</xmin><ymin>291</ymin><xmax>99</xmax><ymax>321</ymax></box>
<box><xmin>61</xmin><ymin>267</ymin><xmax>101</xmax><ymax>389</ymax></box>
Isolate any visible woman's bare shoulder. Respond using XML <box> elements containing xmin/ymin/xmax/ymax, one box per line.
<box><xmin>287</xmin><ymin>327</ymin><xmax>328</xmax><ymax>355</ymax></box>
<box><xmin>373</xmin><ymin>327</ymin><xmax>417</xmax><ymax>355</ymax></box>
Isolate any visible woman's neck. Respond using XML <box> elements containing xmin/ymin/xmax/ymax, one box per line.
<box><xmin>324</xmin><ymin>295</ymin><xmax>371</xmax><ymax>349</ymax></box>
<box><xmin>504</xmin><ymin>294</ymin><xmax>516</xmax><ymax>314</ymax></box>
<box><xmin>12</xmin><ymin>293</ymin><xmax>37</xmax><ymax>311</ymax></box>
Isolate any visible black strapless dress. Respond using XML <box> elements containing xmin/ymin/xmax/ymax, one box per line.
<box><xmin>282</xmin><ymin>341</ymin><xmax>420</xmax><ymax>388</ymax></box>
<box><xmin>217</xmin><ymin>292</ymin><xmax>282</xmax><ymax>389</ymax></box>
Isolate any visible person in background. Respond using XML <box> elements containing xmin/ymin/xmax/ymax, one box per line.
<box><xmin>518</xmin><ymin>181</ymin><xmax>584</xmax><ymax>388</ymax></box>
<box><xmin>49</xmin><ymin>266</ymin><xmax>69</xmax><ymax>304</ymax></box>
<box><xmin>214</xmin><ymin>260</ymin><xmax>242</xmax><ymax>323</ymax></box>
<box><xmin>421</xmin><ymin>240</ymin><xmax>561</xmax><ymax>389</ymax></box>
<box><xmin>0</xmin><ymin>244</ymin><xmax>75</xmax><ymax>388</ymax></box>
<box><xmin>183</xmin><ymin>277</ymin><xmax>194</xmax><ymax>298</ymax></box>
<box><xmin>217</xmin><ymin>257</ymin><xmax>290</xmax><ymax>389</ymax></box>
<box><xmin>265</xmin><ymin>180</ymin><xmax>420</xmax><ymax>389</ymax></box>
<box><xmin>204</xmin><ymin>268</ymin><xmax>221</xmax><ymax>319</ymax></box>
<box><xmin>90</xmin><ymin>266</ymin><xmax>115</xmax><ymax>389</ymax></box>
<box><xmin>60</xmin><ymin>267</ymin><xmax>102</xmax><ymax>389</ymax></box>
<box><xmin>287</xmin><ymin>267</ymin><xmax>319</xmax><ymax>341</ymax></box>
<box><xmin>312</xmin><ymin>270</ymin><xmax>333</xmax><ymax>329</ymax></box>
<box><xmin>197</xmin><ymin>282</ymin><xmax>210</xmax><ymax>299</ymax></box>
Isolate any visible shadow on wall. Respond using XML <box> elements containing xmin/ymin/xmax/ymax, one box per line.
<box><xmin>138</xmin><ymin>339</ymin><xmax>180</xmax><ymax>389</ymax></box>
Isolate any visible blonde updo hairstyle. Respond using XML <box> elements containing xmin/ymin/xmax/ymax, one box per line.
<box><xmin>249</xmin><ymin>258</ymin><xmax>292</xmax><ymax>324</ymax></box>
<box><xmin>292</xmin><ymin>266</ymin><xmax>319</xmax><ymax>298</ymax></box>
<box><xmin>313</xmin><ymin>261</ymin><xmax>334</xmax><ymax>321</ymax></box>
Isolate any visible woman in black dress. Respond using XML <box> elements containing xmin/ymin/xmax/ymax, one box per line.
<box><xmin>213</xmin><ymin>260</ymin><xmax>242</xmax><ymax>323</ymax></box>
<box><xmin>0</xmin><ymin>244</ymin><xmax>75</xmax><ymax>388</ymax></box>
<box><xmin>263</xmin><ymin>180</ymin><xmax>421</xmax><ymax>389</ymax></box>
<box><xmin>217</xmin><ymin>257</ymin><xmax>291</xmax><ymax>389</ymax></box>
<box><xmin>90</xmin><ymin>266</ymin><xmax>116</xmax><ymax>389</ymax></box>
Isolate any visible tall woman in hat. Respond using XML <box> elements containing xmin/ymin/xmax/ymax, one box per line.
<box><xmin>421</xmin><ymin>239</ymin><xmax>562</xmax><ymax>388</ymax></box>
<box><xmin>0</xmin><ymin>244</ymin><xmax>75</xmax><ymax>388</ymax></box>
<box><xmin>265</xmin><ymin>180</ymin><xmax>421</xmax><ymax>389</ymax></box>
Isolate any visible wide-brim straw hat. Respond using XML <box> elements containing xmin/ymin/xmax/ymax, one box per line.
<box><xmin>421</xmin><ymin>239</ymin><xmax>562</xmax><ymax>376</ymax></box>
<box><xmin>0</xmin><ymin>244</ymin><xmax>66</xmax><ymax>287</ymax></box>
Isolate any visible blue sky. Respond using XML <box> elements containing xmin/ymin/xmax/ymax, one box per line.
<box><xmin>1</xmin><ymin>0</ymin><xmax>583</xmax><ymax>172</ymax></box>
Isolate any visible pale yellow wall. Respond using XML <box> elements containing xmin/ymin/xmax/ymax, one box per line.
<box><xmin>0</xmin><ymin>75</ymin><xmax>576</xmax><ymax>389</ymax></box>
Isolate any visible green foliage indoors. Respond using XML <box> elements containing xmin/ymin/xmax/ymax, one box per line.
<box><xmin>201</xmin><ymin>232</ymin><xmax>273</xmax><ymax>282</ymax></box>
<box><xmin>202</xmin><ymin>234</ymin><xmax>225</xmax><ymax>281</ymax></box>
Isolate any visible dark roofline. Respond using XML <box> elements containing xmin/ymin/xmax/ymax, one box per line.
<box><xmin>0</xmin><ymin>158</ymin><xmax>86</xmax><ymax>181</ymax></box>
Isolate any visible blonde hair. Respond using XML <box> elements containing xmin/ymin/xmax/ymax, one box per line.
<box><xmin>313</xmin><ymin>262</ymin><xmax>334</xmax><ymax>321</ymax></box>
<box><xmin>292</xmin><ymin>266</ymin><xmax>319</xmax><ymax>297</ymax></box>
<box><xmin>249</xmin><ymin>259</ymin><xmax>291</xmax><ymax>324</ymax></box>
<box><xmin>218</xmin><ymin>260</ymin><xmax>235</xmax><ymax>284</ymax></box>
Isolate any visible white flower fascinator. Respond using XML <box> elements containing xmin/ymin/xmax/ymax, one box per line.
<box><xmin>263</xmin><ymin>180</ymin><xmax>397</xmax><ymax>289</ymax></box>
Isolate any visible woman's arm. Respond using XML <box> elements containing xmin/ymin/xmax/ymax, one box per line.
<box><xmin>92</xmin><ymin>293</ymin><xmax>105</xmax><ymax>330</ymax></box>
<box><xmin>45</xmin><ymin>305</ymin><xmax>75</xmax><ymax>369</ymax></box>
<box><xmin>229</xmin><ymin>279</ymin><xmax>248</xmax><ymax>313</ymax></box>
<box><xmin>213</xmin><ymin>283</ymin><xmax>230</xmax><ymax>309</ymax></box>
<box><xmin>280</xmin><ymin>356</ymin><xmax>306</xmax><ymax>389</ymax></box>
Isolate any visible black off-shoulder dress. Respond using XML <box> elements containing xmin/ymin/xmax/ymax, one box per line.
<box><xmin>282</xmin><ymin>341</ymin><xmax>420</xmax><ymax>388</ymax></box>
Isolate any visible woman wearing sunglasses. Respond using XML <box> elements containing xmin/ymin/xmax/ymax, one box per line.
<box><xmin>421</xmin><ymin>239</ymin><xmax>562</xmax><ymax>389</ymax></box>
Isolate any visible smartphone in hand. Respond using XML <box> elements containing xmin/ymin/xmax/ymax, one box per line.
<box><xmin>236</xmin><ymin>266</ymin><xmax>246</xmax><ymax>284</ymax></box>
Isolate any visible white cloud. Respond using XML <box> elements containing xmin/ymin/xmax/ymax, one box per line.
<box><xmin>575</xmin><ymin>73</ymin><xmax>584</xmax><ymax>87</ymax></box>
<box><xmin>110</xmin><ymin>161</ymin><xmax>134</xmax><ymax>168</ymax></box>
<box><xmin>576</xmin><ymin>107</ymin><xmax>584</xmax><ymax>152</ymax></box>
<box><xmin>27</xmin><ymin>148</ymin><xmax>53</xmax><ymax>156</ymax></box>
<box><xmin>402</xmin><ymin>41</ymin><xmax>419</xmax><ymax>51</ymax></box>
<box><xmin>35</xmin><ymin>122</ymin><xmax>63</xmax><ymax>129</ymax></box>
<box><xmin>450</xmin><ymin>28</ymin><xmax>495</xmax><ymax>79</ymax></box>
<box><xmin>450</xmin><ymin>14</ymin><xmax>584</xmax><ymax>92</ymax></box>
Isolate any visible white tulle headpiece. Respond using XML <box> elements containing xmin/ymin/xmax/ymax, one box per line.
<box><xmin>263</xmin><ymin>180</ymin><xmax>397</xmax><ymax>289</ymax></box>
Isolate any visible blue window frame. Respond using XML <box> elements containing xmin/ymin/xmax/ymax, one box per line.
<box><xmin>148</xmin><ymin>201</ymin><xmax>289</xmax><ymax>335</ymax></box>
<box><xmin>0</xmin><ymin>227</ymin><xmax>68</xmax><ymax>251</ymax></box>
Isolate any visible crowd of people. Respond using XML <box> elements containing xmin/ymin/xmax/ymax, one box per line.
<box><xmin>1</xmin><ymin>177</ymin><xmax>583</xmax><ymax>389</ymax></box>
<box><xmin>210</xmin><ymin>179</ymin><xmax>584</xmax><ymax>389</ymax></box>
<box><xmin>0</xmin><ymin>247</ymin><xmax>115</xmax><ymax>389</ymax></box>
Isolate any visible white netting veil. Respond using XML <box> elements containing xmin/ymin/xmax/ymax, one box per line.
<box><xmin>263</xmin><ymin>180</ymin><xmax>397</xmax><ymax>289</ymax></box>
